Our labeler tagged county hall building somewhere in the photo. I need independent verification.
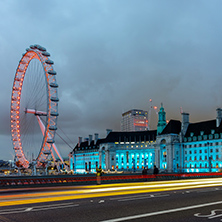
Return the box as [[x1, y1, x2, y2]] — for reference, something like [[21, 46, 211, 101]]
[[69, 106, 222, 174]]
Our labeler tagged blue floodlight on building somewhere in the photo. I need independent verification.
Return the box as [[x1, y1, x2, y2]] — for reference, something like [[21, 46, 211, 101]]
[[69, 107, 222, 174]]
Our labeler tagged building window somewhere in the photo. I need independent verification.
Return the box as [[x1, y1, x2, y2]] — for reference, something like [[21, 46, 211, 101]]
[[189, 151, 192, 154], [199, 150, 202, 153]]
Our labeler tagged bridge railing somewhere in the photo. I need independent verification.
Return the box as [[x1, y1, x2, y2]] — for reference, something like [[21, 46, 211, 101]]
[[1, 172, 222, 189]]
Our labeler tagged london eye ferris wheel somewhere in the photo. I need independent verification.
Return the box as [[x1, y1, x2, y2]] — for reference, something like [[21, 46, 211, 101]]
[[10, 44, 64, 168]]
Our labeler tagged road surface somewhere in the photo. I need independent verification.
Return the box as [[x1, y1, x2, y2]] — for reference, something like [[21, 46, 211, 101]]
[[1, 178, 222, 221]]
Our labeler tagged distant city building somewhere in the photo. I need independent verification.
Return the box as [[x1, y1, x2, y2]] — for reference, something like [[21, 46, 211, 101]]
[[121, 109, 148, 131], [70, 106, 222, 174]]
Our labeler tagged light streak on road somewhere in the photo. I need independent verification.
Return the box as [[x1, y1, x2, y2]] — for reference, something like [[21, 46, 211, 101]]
[[87, 178, 222, 193], [0, 178, 222, 207]]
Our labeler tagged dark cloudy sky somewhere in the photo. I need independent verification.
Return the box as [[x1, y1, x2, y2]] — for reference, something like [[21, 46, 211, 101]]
[[1, 0, 222, 160]]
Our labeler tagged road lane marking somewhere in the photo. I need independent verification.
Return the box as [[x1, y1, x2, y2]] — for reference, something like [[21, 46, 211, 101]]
[[24, 207, 33, 211], [34, 202, 77, 208], [0, 203, 79, 215], [101, 200, 222, 222], [197, 188, 218, 193], [209, 213, 222, 219], [30, 204, 79, 212], [110, 193, 162, 200], [195, 209, 222, 219], [0, 207, 29, 212], [118, 194, 169, 202]]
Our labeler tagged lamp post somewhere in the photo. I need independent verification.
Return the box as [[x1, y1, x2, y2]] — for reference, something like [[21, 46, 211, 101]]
[[32, 160, 37, 176]]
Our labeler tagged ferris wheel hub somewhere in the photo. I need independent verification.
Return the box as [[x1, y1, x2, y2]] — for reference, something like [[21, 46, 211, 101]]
[[25, 109, 47, 116]]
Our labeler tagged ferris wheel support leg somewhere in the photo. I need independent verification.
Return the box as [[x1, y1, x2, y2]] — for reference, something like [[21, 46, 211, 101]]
[[36, 116, 65, 165], [36, 115, 46, 136], [51, 143, 66, 167]]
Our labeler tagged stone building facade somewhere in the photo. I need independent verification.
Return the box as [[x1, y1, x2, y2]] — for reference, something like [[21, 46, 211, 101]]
[[70, 107, 222, 173]]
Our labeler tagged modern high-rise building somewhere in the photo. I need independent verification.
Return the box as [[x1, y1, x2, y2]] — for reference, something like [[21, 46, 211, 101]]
[[121, 109, 148, 131]]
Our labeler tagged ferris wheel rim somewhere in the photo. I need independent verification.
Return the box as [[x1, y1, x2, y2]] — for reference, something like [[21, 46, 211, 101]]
[[10, 44, 59, 168]]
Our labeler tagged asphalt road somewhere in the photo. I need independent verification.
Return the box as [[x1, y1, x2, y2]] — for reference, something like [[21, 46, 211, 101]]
[[1, 178, 222, 222]]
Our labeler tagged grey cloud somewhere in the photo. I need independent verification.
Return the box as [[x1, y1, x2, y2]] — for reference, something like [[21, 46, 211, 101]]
[[1, 0, 222, 160]]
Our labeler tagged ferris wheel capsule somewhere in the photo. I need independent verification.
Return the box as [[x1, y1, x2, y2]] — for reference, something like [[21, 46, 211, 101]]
[[37, 46, 46, 52], [50, 83, 58, 88], [42, 52, 50, 57], [48, 70, 56, 75], [45, 59, 54, 65], [51, 97, 59, 102]]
